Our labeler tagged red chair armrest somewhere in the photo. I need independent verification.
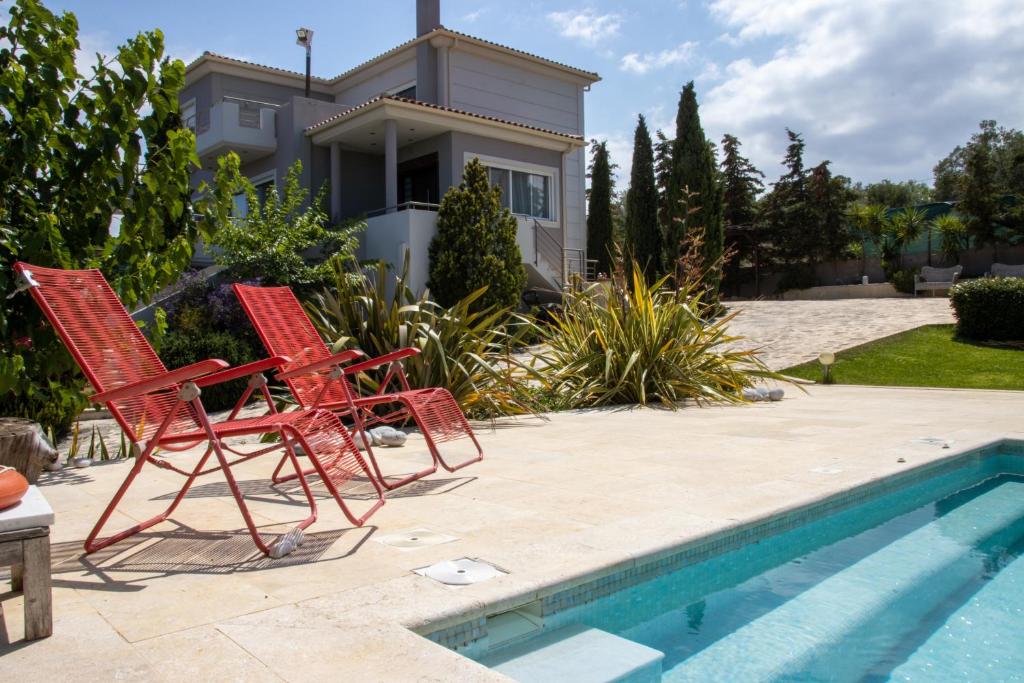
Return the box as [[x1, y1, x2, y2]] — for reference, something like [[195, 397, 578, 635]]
[[275, 349, 365, 381], [194, 356, 292, 388], [342, 347, 421, 376], [90, 359, 229, 403]]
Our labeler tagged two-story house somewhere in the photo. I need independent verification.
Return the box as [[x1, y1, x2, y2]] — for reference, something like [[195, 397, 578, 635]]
[[181, 0, 599, 293]]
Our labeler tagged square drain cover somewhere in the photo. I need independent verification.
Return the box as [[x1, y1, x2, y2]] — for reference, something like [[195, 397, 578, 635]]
[[414, 558, 507, 586], [375, 528, 459, 550]]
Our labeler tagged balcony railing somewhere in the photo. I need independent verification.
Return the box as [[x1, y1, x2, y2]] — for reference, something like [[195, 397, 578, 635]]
[[365, 201, 440, 218]]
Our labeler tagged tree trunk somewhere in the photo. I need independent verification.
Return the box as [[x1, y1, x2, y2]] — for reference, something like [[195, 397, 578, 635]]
[[0, 418, 57, 484]]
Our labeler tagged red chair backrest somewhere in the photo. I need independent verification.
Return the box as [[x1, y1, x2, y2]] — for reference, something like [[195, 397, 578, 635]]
[[13, 262, 198, 441], [233, 284, 350, 407]]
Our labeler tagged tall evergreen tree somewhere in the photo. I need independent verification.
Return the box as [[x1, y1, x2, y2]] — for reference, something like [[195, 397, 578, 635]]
[[719, 133, 764, 292], [762, 129, 813, 265], [654, 129, 674, 259], [428, 158, 525, 311], [664, 82, 724, 295], [624, 115, 661, 279], [587, 140, 615, 277], [806, 160, 855, 261]]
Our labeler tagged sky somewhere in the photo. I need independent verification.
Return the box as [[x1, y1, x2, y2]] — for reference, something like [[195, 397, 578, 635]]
[[40, 0, 1024, 192]]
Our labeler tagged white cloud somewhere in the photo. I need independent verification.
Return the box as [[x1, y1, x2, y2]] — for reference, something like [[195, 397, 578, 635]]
[[620, 41, 698, 74], [462, 9, 485, 23], [700, 0, 1024, 183], [547, 9, 621, 45]]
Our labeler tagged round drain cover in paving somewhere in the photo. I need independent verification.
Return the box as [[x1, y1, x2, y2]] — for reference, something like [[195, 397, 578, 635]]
[[415, 558, 507, 585]]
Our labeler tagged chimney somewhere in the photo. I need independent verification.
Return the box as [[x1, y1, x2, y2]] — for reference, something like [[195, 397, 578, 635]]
[[416, 0, 441, 36]]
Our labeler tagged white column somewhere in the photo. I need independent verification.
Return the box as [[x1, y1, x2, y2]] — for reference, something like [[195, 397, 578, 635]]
[[436, 45, 450, 106], [330, 142, 342, 223], [384, 119, 398, 213], [430, 35, 455, 107]]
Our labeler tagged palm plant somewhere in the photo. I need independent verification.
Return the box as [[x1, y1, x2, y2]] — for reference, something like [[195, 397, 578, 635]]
[[530, 262, 777, 408], [890, 206, 929, 267], [932, 214, 969, 265], [304, 256, 543, 420]]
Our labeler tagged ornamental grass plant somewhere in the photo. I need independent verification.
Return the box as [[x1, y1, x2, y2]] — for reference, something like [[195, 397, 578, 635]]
[[304, 256, 543, 420], [531, 262, 775, 408]]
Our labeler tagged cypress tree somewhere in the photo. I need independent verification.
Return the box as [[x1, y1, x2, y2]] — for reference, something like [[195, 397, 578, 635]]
[[719, 133, 764, 293], [587, 140, 615, 277], [665, 82, 724, 295], [624, 115, 661, 279], [428, 158, 525, 311], [654, 129, 673, 268]]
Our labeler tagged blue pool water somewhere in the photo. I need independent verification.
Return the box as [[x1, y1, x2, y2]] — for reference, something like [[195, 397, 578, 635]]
[[476, 451, 1024, 682]]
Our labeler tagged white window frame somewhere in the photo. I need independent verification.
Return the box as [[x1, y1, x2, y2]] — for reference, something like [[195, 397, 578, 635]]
[[465, 152, 559, 226]]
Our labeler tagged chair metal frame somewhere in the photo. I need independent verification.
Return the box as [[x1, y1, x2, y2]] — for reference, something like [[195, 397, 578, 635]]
[[233, 284, 483, 491], [13, 263, 384, 558]]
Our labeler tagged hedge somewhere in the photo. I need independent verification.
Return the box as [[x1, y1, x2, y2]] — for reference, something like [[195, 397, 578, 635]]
[[950, 277, 1024, 341]]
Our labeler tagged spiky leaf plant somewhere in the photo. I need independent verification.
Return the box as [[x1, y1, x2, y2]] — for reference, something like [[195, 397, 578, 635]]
[[304, 256, 543, 420], [532, 262, 776, 408]]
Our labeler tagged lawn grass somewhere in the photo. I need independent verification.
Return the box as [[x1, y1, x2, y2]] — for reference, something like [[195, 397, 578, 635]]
[[783, 324, 1024, 390]]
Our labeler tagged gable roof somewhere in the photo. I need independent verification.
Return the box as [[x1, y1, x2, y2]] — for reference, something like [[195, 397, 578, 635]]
[[186, 27, 600, 90]]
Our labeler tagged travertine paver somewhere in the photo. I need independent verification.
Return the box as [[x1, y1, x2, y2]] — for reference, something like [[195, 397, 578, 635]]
[[3, 385, 1023, 681], [726, 298, 955, 370]]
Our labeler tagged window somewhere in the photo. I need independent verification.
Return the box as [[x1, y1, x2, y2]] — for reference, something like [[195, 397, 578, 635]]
[[232, 172, 275, 217], [485, 166, 552, 220], [387, 81, 417, 100], [181, 98, 197, 133]]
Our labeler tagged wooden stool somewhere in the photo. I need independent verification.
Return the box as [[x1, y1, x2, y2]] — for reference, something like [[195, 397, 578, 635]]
[[1, 486, 54, 640]]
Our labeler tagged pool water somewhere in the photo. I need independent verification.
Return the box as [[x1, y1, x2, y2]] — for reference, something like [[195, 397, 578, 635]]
[[478, 452, 1024, 682]]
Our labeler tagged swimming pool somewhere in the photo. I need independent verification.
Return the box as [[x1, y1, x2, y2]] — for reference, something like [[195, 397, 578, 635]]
[[430, 442, 1024, 682]]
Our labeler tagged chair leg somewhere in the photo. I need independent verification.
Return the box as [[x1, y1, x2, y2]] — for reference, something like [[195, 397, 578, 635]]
[[403, 391, 484, 473], [286, 420, 384, 528], [83, 445, 215, 554]]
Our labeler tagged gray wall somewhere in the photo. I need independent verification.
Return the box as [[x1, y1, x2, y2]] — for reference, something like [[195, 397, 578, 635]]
[[448, 51, 582, 134], [334, 56, 418, 105], [239, 96, 347, 208], [447, 49, 587, 252]]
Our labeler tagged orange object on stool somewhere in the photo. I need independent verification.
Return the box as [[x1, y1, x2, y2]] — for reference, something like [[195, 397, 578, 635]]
[[0, 466, 29, 510]]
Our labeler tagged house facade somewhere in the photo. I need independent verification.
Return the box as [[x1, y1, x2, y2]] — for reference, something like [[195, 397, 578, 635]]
[[181, 0, 599, 292]]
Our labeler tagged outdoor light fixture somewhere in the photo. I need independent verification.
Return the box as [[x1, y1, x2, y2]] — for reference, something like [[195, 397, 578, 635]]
[[295, 27, 314, 98], [818, 351, 836, 384]]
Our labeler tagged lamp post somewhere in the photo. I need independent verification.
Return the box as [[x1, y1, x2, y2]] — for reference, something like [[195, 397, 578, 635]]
[[295, 27, 313, 98], [818, 352, 835, 385]]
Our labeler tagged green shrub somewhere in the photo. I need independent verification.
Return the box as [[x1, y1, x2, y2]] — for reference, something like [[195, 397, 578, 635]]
[[427, 158, 525, 311], [951, 277, 1024, 341], [891, 268, 919, 294], [159, 331, 256, 411], [305, 257, 542, 420], [531, 263, 776, 407]]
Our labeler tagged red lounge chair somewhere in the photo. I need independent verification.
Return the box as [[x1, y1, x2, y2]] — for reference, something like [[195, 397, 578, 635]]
[[12, 263, 383, 558], [233, 284, 483, 490]]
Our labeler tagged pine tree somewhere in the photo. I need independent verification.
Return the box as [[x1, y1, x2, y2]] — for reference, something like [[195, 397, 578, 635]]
[[624, 115, 661, 279], [719, 134, 764, 293], [762, 129, 812, 265], [654, 129, 674, 264], [664, 82, 724, 295], [428, 158, 525, 311], [587, 140, 615, 277], [806, 160, 855, 261]]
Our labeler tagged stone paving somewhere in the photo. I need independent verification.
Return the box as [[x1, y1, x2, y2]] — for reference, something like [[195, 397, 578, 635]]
[[725, 298, 955, 370], [3, 385, 1022, 681]]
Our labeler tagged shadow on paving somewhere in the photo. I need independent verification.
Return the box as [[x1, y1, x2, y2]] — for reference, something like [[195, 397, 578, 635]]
[[44, 521, 375, 587], [149, 473, 475, 502]]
